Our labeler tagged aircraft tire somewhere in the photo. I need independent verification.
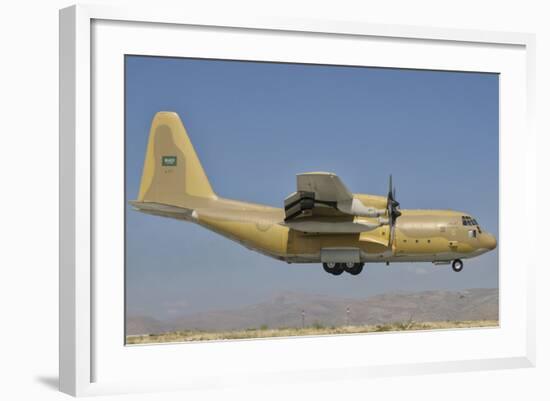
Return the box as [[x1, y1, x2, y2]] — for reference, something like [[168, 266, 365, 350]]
[[344, 262, 364, 275], [323, 262, 344, 275], [452, 259, 464, 272], [331, 265, 344, 275]]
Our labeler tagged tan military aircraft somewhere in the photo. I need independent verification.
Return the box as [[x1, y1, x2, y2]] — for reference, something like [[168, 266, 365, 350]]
[[131, 112, 497, 276]]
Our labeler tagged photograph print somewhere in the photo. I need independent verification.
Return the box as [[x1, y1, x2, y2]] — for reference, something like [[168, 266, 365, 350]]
[[125, 55, 499, 344]]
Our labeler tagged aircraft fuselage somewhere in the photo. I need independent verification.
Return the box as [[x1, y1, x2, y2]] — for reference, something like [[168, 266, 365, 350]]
[[132, 195, 497, 265], [131, 112, 497, 276]]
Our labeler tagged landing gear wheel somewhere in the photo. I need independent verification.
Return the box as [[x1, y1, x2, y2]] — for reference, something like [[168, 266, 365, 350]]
[[452, 259, 464, 272], [323, 262, 336, 273], [322, 262, 344, 276], [343, 262, 364, 276], [331, 265, 344, 275]]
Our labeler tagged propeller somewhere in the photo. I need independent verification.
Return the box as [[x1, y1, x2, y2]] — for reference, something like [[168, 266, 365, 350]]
[[386, 175, 402, 248]]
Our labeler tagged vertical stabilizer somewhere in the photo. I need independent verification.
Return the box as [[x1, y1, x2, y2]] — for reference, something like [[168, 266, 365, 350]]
[[137, 112, 216, 207]]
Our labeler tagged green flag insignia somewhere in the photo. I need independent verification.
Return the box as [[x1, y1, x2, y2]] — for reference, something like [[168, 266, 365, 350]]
[[161, 156, 177, 167]]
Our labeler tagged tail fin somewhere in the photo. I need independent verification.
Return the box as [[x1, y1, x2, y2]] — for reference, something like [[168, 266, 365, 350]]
[[137, 112, 216, 207]]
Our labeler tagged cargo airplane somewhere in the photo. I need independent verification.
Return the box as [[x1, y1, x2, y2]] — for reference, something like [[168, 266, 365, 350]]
[[131, 112, 497, 276]]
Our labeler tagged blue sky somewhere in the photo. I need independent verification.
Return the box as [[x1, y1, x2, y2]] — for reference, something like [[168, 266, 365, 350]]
[[125, 56, 499, 320]]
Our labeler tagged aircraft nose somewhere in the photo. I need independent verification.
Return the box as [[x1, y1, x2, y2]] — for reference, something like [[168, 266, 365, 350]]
[[483, 233, 497, 250]]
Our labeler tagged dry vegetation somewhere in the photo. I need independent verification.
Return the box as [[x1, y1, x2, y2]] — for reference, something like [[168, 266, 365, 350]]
[[126, 320, 498, 345]]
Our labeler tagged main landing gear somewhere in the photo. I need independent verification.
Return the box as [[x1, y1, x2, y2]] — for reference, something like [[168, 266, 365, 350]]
[[323, 262, 364, 276], [451, 259, 464, 272]]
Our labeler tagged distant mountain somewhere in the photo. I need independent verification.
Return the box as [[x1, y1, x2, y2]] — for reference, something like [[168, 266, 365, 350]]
[[126, 288, 498, 335], [126, 316, 167, 336]]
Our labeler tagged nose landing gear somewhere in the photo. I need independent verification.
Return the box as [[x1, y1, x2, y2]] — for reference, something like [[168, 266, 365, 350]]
[[323, 262, 364, 276], [451, 259, 464, 272]]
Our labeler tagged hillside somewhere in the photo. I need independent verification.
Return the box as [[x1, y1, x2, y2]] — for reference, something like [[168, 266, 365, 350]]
[[127, 288, 498, 335]]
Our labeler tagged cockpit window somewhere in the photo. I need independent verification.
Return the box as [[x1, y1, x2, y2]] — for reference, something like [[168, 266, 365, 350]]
[[462, 216, 478, 226], [462, 216, 482, 232]]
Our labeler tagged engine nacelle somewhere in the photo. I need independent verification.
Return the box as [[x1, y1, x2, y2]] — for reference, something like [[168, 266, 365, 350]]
[[337, 197, 385, 218]]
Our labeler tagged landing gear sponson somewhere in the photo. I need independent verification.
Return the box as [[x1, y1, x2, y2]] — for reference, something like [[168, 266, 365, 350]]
[[323, 262, 364, 276], [323, 259, 465, 276]]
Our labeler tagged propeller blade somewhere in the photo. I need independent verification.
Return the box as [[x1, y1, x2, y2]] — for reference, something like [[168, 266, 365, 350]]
[[387, 176, 397, 204], [389, 223, 396, 249], [386, 174, 401, 249]]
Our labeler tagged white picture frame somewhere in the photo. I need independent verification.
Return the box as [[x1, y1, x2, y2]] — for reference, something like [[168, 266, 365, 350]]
[[59, 4, 536, 397]]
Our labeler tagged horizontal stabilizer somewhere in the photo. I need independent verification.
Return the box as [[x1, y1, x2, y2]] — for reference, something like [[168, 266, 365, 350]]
[[130, 201, 194, 221]]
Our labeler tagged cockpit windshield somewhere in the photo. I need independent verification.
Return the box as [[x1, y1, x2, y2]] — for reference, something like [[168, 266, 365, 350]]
[[461, 216, 479, 226]]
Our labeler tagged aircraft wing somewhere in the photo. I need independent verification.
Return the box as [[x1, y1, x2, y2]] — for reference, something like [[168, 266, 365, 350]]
[[296, 172, 353, 203], [283, 172, 388, 234], [284, 172, 353, 221]]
